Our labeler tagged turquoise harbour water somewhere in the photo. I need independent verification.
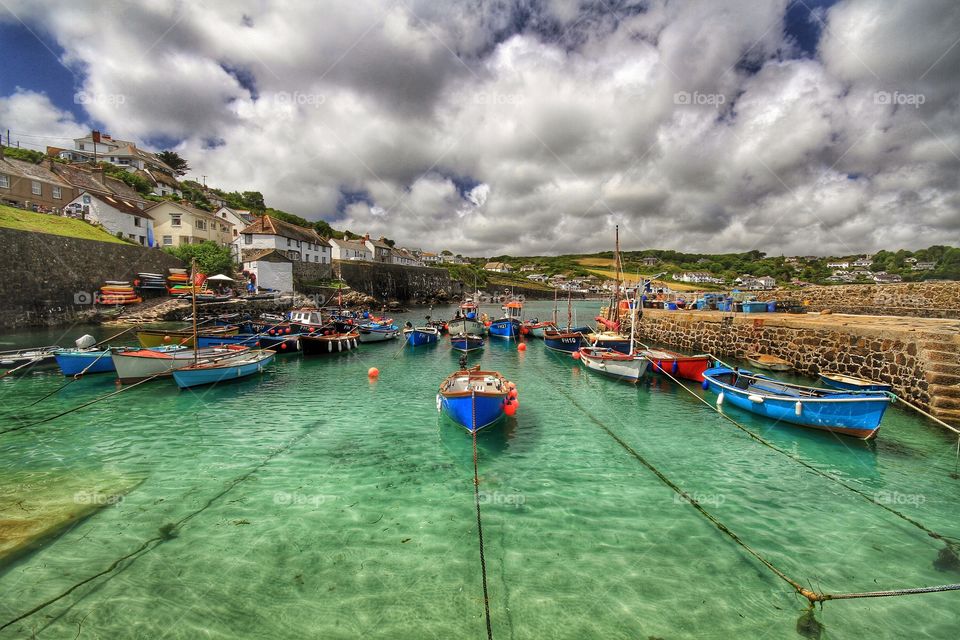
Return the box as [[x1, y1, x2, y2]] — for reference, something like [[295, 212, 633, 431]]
[[1, 301, 959, 639]]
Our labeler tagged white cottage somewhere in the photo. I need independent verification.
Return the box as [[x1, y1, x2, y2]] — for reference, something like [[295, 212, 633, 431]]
[[329, 236, 373, 261], [241, 249, 293, 293], [64, 191, 156, 246], [235, 215, 330, 264]]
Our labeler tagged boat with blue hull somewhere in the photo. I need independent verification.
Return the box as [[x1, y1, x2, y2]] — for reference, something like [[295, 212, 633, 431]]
[[488, 300, 523, 339], [819, 372, 892, 393], [196, 332, 302, 353], [543, 330, 588, 353], [438, 367, 511, 433], [54, 349, 116, 375], [450, 333, 484, 353], [403, 326, 439, 347], [702, 366, 891, 439], [172, 349, 276, 389]]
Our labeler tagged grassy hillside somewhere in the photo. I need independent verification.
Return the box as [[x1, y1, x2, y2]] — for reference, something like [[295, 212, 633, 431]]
[[0, 205, 127, 244]]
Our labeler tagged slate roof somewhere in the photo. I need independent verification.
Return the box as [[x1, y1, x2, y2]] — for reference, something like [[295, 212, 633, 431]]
[[239, 215, 326, 244]]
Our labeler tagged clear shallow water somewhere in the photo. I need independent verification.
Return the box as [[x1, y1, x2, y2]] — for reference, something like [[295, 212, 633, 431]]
[[0, 301, 959, 639]]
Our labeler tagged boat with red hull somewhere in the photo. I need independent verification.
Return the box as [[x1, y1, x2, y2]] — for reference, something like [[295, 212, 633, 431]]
[[643, 349, 713, 382]]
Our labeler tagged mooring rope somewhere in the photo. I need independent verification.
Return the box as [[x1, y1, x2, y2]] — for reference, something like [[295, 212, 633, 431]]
[[649, 357, 960, 555], [0, 424, 319, 633], [23, 349, 116, 409], [471, 391, 494, 640]]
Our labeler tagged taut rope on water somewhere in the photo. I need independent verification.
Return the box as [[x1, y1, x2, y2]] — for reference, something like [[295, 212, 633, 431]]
[[471, 392, 494, 640], [0, 424, 319, 633], [657, 356, 960, 566]]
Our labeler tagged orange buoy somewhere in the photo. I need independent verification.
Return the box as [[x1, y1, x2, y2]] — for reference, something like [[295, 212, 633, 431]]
[[507, 381, 516, 390], [518, 343, 527, 351], [280, 343, 287, 350], [572, 351, 581, 360], [504, 401, 517, 417], [484, 321, 492, 327], [163, 335, 171, 343], [520, 327, 529, 335], [508, 389, 518, 399], [368, 367, 380, 379]]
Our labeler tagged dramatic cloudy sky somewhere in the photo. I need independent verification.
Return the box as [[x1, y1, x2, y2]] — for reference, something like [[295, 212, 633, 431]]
[[1, 0, 958, 256]]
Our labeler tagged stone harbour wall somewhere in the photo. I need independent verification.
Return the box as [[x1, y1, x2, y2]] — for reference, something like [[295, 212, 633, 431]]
[[767, 282, 960, 318], [335, 260, 460, 303], [0, 227, 184, 330], [634, 309, 960, 428]]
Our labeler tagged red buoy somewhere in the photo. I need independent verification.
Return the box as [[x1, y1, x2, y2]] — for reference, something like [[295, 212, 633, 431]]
[[572, 351, 581, 360], [520, 327, 529, 335], [163, 335, 172, 343], [508, 389, 518, 400], [518, 343, 527, 351], [484, 321, 492, 327], [504, 402, 517, 417], [368, 367, 380, 379], [280, 343, 287, 350]]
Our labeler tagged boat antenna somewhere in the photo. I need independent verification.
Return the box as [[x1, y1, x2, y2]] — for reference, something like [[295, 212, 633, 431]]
[[191, 258, 199, 364]]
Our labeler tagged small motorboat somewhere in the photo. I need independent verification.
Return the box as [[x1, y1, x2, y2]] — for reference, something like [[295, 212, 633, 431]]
[[403, 325, 439, 347], [488, 300, 523, 339], [358, 324, 400, 343], [522, 319, 557, 338], [448, 300, 486, 335], [112, 345, 246, 383], [702, 366, 890, 439], [54, 334, 117, 376], [578, 346, 649, 383], [543, 329, 588, 354], [588, 331, 633, 354], [136, 325, 238, 348], [0, 345, 60, 372], [744, 352, 792, 371], [450, 333, 485, 353], [437, 366, 512, 433], [819, 372, 892, 393], [642, 349, 713, 383], [172, 349, 276, 389]]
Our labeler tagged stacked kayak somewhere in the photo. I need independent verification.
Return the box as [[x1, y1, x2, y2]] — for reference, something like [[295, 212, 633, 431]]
[[98, 281, 141, 305], [137, 272, 167, 293]]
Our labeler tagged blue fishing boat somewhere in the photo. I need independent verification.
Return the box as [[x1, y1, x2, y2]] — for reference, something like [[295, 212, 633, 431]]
[[488, 300, 523, 339], [450, 333, 484, 353], [819, 372, 892, 393], [172, 349, 276, 389], [702, 366, 891, 439], [403, 325, 439, 346], [437, 366, 512, 433], [543, 329, 588, 353], [54, 349, 116, 375]]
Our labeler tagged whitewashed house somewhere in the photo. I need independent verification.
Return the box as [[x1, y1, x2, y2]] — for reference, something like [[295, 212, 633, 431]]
[[390, 247, 421, 266], [329, 236, 373, 261], [214, 206, 255, 241], [675, 271, 724, 284], [484, 262, 512, 273], [420, 251, 441, 264], [241, 249, 293, 292], [826, 261, 850, 269], [65, 191, 156, 246], [235, 215, 330, 263]]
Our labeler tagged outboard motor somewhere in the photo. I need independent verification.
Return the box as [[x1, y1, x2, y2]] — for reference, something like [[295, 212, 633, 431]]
[[75, 334, 96, 349]]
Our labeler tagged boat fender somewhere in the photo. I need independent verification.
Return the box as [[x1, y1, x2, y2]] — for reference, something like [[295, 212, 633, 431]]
[[701, 380, 710, 390], [672, 360, 679, 374], [748, 394, 764, 403], [436, 395, 442, 412], [338, 341, 342, 352], [795, 400, 803, 416], [328, 341, 332, 353], [717, 391, 724, 406]]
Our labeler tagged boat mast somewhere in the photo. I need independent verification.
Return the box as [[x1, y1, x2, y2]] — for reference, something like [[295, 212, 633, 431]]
[[608, 225, 621, 322], [567, 289, 572, 329], [191, 258, 199, 364], [552, 287, 558, 326], [628, 288, 637, 356]]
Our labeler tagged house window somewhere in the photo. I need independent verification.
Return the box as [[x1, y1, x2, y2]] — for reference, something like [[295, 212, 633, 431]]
[[171, 215, 181, 227], [139, 236, 145, 245], [163, 235, 173, 246], [287, 238, 291, 247], [128, 233, 135, 239], [82, 194, 91, 204], [244, 234, 252, 245], [134, 217, 142, 227], [0, 174, 8, 188], [195, 220, 206, 231], [31, 181, 42, 196], [52, 187, 62, 199], [314, 255, 318, 262]]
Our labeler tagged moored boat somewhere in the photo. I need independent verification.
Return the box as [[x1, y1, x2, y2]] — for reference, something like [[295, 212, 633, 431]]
[[450, 333, 485, 353], [643, 349, 713, 382], [137, 325, 238, 348], [300, 330, 360, 355], [488, 299, 523, 339], [437, 366, 512, 433], [819, 372, 893, 393], [744, 352, 792, 371], [543, 330, 588, 353], [578, 346, 649, 383], [403, 326, 440, 347], [54, 349, 116, 376], [702, 366, 891, 439], [172, 349, 276, 389], [0, 345, 60, 371], [588, 331, 633, 354], [112, 346, 247, 383], [358, 324, 400, 343]]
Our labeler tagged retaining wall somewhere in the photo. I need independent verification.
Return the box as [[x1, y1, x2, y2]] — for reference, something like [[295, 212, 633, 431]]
[[767, 282, 960, 318]]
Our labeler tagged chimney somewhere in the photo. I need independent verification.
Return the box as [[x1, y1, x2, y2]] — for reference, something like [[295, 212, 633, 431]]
[[343, 234, 348, 241], [364, 233, 370, 242], [92, 166, 105, 185]]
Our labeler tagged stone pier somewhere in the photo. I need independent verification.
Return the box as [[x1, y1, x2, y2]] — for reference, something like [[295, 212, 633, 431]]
[[634, 309, 960, 429]]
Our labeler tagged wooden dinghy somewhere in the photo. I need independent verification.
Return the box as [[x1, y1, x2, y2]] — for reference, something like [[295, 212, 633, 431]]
[[744, 352, 792, 371]]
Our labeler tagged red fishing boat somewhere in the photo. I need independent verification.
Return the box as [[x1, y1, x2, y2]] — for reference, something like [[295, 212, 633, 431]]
[[642, 348, 713, 382]]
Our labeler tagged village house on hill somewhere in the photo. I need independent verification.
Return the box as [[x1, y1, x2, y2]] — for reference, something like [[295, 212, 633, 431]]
[[65, 191, 156, 246], [485, 262, 512, 273], [363, 235, 392, 263], [236, 215, 330, 263], [329, 236, 373, 261], [151, 201, 234, 247], [214, 207, 255, 241], [0, 154, 74, 213]]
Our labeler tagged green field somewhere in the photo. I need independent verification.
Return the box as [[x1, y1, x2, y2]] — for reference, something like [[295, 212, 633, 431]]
[[0, 205, 127, 244]]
